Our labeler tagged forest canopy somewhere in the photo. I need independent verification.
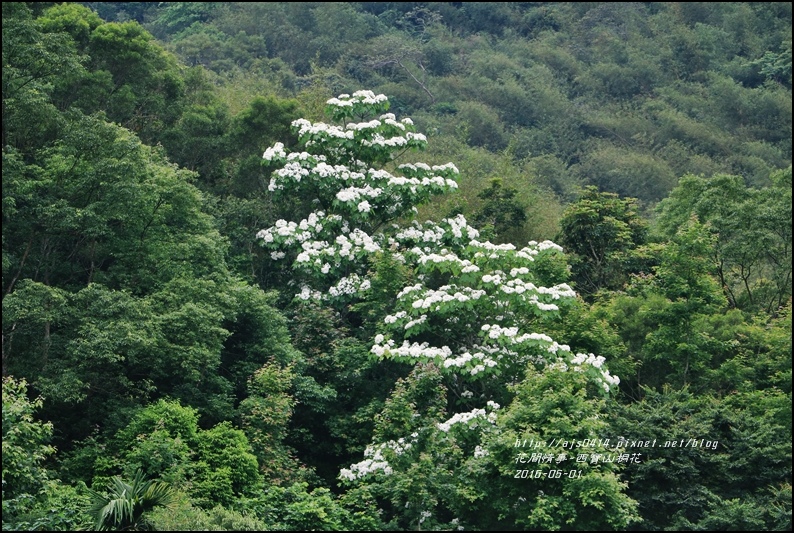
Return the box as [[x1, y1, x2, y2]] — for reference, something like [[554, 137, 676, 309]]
[[2, 2, 791, 531]]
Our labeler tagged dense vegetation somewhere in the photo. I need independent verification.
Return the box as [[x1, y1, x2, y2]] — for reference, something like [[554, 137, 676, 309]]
[[3, 2, 791, 530]]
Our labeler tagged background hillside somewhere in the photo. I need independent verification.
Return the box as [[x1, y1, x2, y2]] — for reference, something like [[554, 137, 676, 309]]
[[92, 2, 791, 194], [3, 2, 791, 531]]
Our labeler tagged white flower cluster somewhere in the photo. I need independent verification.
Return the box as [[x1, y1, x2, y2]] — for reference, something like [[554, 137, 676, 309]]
[[373, 334, 520, 377], [442, 349, 499, 375], [468, 239, 562, 262], [370, 339, 453, 360], [437, 404, 499, 432], [257, 212, 332, 247], [571, 353, 606, 368], [569, 353, 621, 392], [265, 147, 458, 220], [408, 286, 487, 311], [339, 436, 415, 481], [437, 409, 485, 432], [339, 457, 392, 481], [372, 228, 621, 388], [415, 250, 468, 267], [403, 314, 428, 331], [534, 240, 564, 252], [292, 118, 354, 140], [263, 142, 287, 161], [479, 273, 576, 312], [328, 274, 371, 297], [380, 113, 406, 129], [383, 311, 407, 325], [395, 284, 423, 300], [371, 233, 589, 378], [340, 229, 381, 254], [361, 134, 410, 148], [297, 286, 323, 301], [262, 92, 625, 496], [268, 160, 366, 192], [346, 118, 390, 132], [470, 240, 516, 252], [481, 325, 555, 345], [327, 90, 389, 108], [525, 351, 620, 392], [259, 213, 384, 287], [373, 438, 413, 456], [386, 174, 458, 189], [326, 97, 354, 108], [392, 215, 479, 249], [258, 217, 383, 304], [390, 227, 566, 321], [336, 185, 383, 203]]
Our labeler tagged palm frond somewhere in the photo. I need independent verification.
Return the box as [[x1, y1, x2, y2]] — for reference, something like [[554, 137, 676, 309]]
[[86, 469, 177, 531]]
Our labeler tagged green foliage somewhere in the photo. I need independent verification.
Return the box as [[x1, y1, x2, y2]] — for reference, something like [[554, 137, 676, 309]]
[[753, 39, 792, 87], [472, 178, 528, 244], [229, 95, 299, 158], [4, 275, 252, 436], [91, 399, 266, 509], [490, 366, 640, 530], [371, 365, 447, 444], [192, 422, 262, 507], [453, 101, 507, 151], [285, 315, 405, 483], [31, 3, 186, 145], [343, 363, 640, 530], [3, 70, 303, 436], [2, 111, 222, 293], [36, 3, 104, 49], [237, 363, 301, 483], [545, 298, 637, 393], [1, 3, 82, 151], [17, 481, 94, 532], [87, 469, 177, 531], [610, 386, 792, 530], [150, 2, 219, 36], [2, 377, 94, 531], [247, 482, 354, 531], [2, 376, 56, 525], [149, 495, 271, 531], [655, 169, 792, 314], [113, 399, 200, 479], [123, 429, 194, 488], [653, 220, 724, 307], [573, 142, 678, 203], [114, 400, 262, 508], [599, 220, 727, 391], [557, 186, 650, 298], [103, 400, 200, 483]]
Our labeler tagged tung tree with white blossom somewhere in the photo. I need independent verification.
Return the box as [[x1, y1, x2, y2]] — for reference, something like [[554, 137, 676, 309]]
[[256, 91, 634, 530], [258, 90, 459, 303]]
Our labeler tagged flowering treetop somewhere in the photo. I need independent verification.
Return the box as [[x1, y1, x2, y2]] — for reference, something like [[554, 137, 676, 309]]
[[261, 90, 458, 224]]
